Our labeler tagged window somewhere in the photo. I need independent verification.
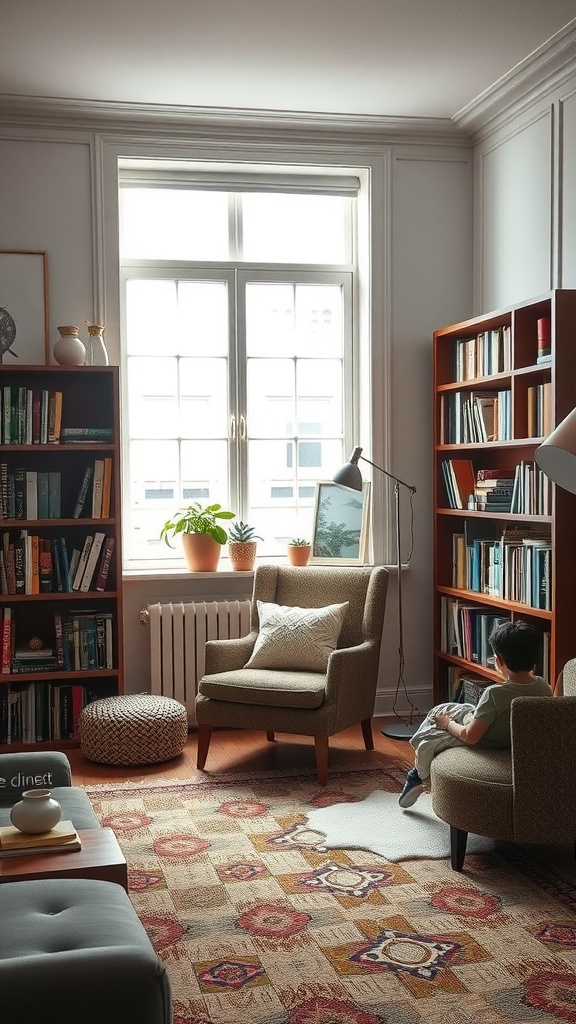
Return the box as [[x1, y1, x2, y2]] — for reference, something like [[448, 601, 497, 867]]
[[120, 168, 360, 568]]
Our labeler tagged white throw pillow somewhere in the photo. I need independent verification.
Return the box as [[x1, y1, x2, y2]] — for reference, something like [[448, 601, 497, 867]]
[[245, 600, 349, 672]]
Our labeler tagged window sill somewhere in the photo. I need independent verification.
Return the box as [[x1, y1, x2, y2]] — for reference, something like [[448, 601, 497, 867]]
[[122, 558, 405, 582]]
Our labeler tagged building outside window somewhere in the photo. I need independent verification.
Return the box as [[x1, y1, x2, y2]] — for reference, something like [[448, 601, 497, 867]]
[[119, 168, 362, 568]]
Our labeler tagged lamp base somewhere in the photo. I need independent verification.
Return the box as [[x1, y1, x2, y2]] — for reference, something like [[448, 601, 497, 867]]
[[381, 719, 422, 740]]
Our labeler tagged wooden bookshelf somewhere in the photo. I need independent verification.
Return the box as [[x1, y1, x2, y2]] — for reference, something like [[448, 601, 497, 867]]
[[433, 291, 576, 702], [0, 365, 123, 750]]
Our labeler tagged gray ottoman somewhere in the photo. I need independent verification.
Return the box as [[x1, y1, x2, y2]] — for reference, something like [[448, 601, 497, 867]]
[[79, 693, 188, 765], [0, 878, 172, 1024]]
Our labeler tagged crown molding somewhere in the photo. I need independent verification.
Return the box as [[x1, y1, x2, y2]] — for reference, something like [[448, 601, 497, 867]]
[[0, 94, 469, 147], [454, 19, 576, 138]]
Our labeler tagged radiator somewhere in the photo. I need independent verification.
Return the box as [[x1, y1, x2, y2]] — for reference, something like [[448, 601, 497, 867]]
[[142, 600, 251, 724]]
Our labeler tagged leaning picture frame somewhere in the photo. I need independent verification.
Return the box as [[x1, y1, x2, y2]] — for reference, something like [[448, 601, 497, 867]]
[[310, 480, 371, 564], [0, 251, 49, 365]]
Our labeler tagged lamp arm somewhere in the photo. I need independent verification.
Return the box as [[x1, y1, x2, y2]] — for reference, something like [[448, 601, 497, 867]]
[[358, 454, 416, 495]]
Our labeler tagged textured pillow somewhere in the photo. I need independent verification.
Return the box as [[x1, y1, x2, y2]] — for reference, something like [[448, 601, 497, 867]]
[[245, 600, 349, 672]]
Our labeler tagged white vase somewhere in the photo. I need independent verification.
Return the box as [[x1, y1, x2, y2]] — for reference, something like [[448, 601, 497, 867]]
[[10, 789, 63, 834], [53, 326, 86, 366], [86, 324, 109, 366]]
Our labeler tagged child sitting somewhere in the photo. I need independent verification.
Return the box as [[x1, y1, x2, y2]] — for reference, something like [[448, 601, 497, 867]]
[[398, 620, 552, 808]]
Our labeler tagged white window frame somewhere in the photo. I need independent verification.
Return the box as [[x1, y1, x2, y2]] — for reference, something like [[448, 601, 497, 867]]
[[97, 141, 392, 574]]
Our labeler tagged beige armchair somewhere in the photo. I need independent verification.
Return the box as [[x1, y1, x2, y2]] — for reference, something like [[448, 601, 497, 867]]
[[430, 693, 576, 870], [195, 563, 389, 784]]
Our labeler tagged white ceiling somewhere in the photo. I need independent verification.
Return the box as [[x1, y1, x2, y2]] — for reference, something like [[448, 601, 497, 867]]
[[2, 0, 575, 119]]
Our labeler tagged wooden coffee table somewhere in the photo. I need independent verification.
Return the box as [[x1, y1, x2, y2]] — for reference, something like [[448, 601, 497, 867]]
[[0, 828, 128, 890]]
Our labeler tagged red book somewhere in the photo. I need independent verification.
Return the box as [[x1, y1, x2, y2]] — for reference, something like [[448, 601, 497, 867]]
[[95, 536, 115, 592], [1, 607, 12, 674]]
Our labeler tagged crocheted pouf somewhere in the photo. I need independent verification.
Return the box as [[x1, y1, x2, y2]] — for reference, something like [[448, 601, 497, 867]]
[[79, 693, 188, 766]]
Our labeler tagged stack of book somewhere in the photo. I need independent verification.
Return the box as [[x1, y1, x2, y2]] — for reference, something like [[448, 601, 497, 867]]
[[469, 467, 515, 512], [0, 819, 81, 857], [11, 644, 57, 675]]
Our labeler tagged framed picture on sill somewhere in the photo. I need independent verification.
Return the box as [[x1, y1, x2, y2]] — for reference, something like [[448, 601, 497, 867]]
[[0, 251, 49, 365], [310, 480, 371, 565]]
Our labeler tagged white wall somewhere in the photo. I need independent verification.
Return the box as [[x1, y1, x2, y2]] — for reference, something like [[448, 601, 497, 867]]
[[0, 114, 472, 714], [473, 76, 576, 308]]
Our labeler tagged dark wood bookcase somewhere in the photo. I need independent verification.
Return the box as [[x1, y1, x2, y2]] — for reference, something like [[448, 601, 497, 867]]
[[433, 290, 576, 703], [0, 365, 123, 750]]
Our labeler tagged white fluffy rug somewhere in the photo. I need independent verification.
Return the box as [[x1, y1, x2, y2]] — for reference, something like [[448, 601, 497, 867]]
[[306, 789, 495, 861]]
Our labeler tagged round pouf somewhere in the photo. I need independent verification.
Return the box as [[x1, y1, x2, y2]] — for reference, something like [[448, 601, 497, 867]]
[[79, 693, 188, 766]]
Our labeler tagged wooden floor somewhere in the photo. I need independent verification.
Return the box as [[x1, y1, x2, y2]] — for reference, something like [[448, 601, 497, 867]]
[[67, 715, 415, 785]]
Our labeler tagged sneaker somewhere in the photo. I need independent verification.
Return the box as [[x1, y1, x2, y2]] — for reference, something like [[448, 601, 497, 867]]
[[398, 767, 425, 808]]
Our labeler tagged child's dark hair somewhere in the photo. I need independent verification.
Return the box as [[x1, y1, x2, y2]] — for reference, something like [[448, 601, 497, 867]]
[[488, 620, 540, 672]]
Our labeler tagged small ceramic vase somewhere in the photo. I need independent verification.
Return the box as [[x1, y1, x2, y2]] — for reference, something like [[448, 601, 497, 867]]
[[53, 326, 86, 366], [10, 789, 63, 834], [86, 324, 109, 366]]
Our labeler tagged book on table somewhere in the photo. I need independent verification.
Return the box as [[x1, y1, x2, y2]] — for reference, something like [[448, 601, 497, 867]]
[[0, 819, 81, 855]]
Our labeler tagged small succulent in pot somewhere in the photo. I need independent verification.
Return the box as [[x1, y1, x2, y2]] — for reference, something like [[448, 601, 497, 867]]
[[228, 521, 263, 571], [228, 521, 263, 543], [287, 537, 312, 566]]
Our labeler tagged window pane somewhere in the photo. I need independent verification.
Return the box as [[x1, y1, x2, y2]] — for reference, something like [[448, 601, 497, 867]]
[[295, 285, 343, 357], [247, 359, 295, 437], [179, 358, 228, 438], [242, 194, 348, 263], [127, 356, 178, 438], [297, 360, 343, 435], [247, 437, 344, 554], [126, 280, 179, 356], [181, 441, 229, 512], [246, 284, 295, 357], [120, 189, 229, 260], [177, 281, 228, 356]]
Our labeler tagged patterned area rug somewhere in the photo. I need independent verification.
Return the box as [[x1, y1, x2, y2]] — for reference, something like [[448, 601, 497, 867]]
[[85, 765, 576, 1024]]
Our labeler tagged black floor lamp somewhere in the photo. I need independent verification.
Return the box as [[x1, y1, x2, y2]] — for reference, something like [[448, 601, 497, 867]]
[[332, 446, 422, 739]]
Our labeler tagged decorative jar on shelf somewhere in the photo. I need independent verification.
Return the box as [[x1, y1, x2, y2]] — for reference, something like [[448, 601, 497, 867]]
[[10, 789, 63, 834], [53, 325, 86, 366], [85, 323, 109, 366]]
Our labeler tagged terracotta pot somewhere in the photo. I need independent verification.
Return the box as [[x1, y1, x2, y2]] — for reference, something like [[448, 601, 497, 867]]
[[228, 541, 257, 571], [182, 533, 222, 572], [287, 544, 311, 566]]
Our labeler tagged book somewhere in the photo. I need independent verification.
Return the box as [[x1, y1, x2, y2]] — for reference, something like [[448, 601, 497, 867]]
[[91, 459, 104, 518], [38, 536, 52, 593], [72, 535, 93, 590], [48, 472, 61, 519], [37, 470, 50, 519], [1, 607, 12, 674], [14, 467, 26, 519], [61, 427, 113, 438], [95, 535, 115, 591], [72, 465, 93, 519], [449, 459, 476, 510], [101, 457, 113, 518], [0, 819, 78, 850], [48, 390, 63, 444], [79, 531, 106, 591], [0, 836, 81, 857], [25, 471, 38, 519]]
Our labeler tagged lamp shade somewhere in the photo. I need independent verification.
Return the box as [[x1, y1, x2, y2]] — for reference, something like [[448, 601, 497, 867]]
[[535, 406, 576, 495], [331, 447, 363, 491]]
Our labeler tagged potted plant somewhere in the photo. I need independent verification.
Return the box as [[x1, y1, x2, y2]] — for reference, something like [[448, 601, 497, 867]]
[[287, 538, 312, 566], [160, 502, 235, 572], [227, 521, 263, 571]]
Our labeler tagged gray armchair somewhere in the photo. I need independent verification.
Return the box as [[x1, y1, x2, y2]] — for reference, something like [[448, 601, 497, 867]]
[[195, 563, 389, 784], [430, 694, 576, 870]]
